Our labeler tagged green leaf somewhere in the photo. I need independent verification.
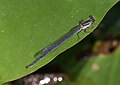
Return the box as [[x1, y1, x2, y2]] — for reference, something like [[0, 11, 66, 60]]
[[69, 47, 120, 85], [0, 0, 118, 84]]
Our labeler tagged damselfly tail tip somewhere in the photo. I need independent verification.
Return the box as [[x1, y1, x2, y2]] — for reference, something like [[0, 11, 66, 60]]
[[26, 55, 44, 68], [26, 64, 33, 68]]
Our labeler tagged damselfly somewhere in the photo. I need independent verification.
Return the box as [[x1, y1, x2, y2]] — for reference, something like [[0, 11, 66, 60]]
[[26, 15, 95, 68]]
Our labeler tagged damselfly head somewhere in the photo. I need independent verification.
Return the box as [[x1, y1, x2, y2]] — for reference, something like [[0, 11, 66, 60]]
[[89, 15, 96, 23], [80, 15, 95, 30]]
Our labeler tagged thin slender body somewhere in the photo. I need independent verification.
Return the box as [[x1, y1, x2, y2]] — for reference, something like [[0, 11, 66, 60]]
[[26, 15, 95, 68]]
